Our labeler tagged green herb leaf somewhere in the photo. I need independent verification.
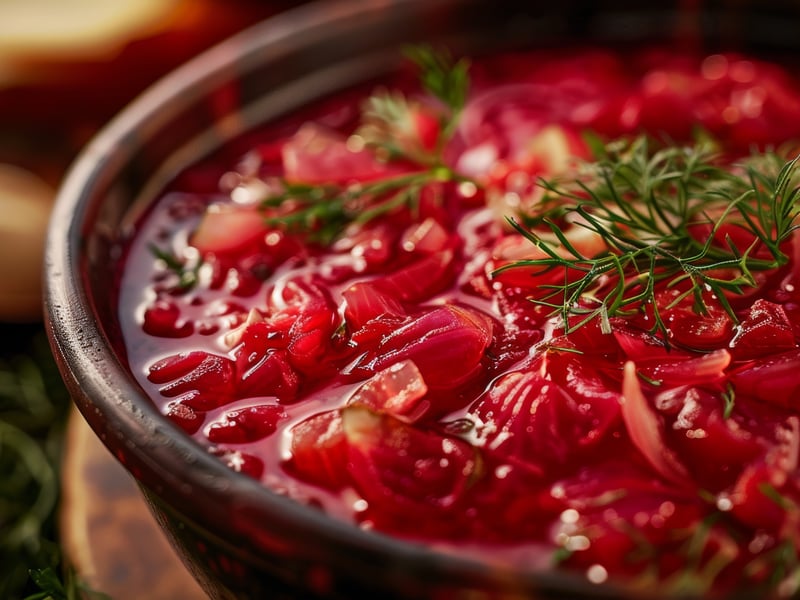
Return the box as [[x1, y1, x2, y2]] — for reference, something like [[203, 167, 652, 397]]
[[721, 385, 736, 419], [148, 244, 203, 290], [262, 168, 458, 244], [403, 44, 470, 117]]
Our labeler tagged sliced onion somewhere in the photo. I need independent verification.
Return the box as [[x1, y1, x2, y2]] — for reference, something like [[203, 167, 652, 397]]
[[620, 360, 691, 487]]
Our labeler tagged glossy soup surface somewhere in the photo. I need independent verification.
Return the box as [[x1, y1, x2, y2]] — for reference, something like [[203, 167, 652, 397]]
[[119, 46, 800, 595]]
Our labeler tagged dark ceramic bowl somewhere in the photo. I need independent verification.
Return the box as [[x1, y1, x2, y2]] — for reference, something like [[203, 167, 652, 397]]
[[44, 1, 800, 598]]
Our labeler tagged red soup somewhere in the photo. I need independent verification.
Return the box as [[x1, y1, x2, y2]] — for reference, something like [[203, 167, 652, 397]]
[[119, 46, 800, 596]]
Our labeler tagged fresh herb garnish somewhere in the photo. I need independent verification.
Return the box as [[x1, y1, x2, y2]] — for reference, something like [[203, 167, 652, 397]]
[[721, 385, 736, 419], [262, 168, 457, 244], [402, 45, 470, 131], [665, 512, 738, 595], [496, 135, 800, 340], [759, 481, 798, 512], [148, 244, 203, 290], [261, 45, 473, 244]]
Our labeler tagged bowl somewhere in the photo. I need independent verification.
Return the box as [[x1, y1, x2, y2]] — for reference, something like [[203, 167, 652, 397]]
[[44, 1, 800, 599]]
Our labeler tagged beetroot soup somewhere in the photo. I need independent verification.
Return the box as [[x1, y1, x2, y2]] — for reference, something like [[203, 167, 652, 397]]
[[118, 46, 800, 596]]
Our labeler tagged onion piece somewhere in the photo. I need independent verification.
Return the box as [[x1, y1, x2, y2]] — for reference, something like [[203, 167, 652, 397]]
[[620, 360, 691, 487]]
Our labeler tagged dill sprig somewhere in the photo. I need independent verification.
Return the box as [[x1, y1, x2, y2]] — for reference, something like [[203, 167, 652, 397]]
[[403, 44, 470, 131], [262, 168, 457, 244], [148, 244, 203, 290], [357, 45, 469, 161], [496, 135, 800, 340], [261, 45, 473, 244]]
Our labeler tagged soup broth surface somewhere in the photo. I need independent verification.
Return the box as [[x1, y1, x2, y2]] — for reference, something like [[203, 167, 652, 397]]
[[119, 46, 800, 595]]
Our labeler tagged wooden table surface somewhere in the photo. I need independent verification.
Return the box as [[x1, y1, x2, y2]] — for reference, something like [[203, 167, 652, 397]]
[[60, 408, 207, 599]]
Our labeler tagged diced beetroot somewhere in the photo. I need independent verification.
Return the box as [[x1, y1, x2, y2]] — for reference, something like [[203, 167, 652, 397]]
[[372, 249, 456, 303], [332, 223, 400, 273], [349, 224, 396, 268], [164, 400, 204, 435], [543, 351, 622, 444], [342, 405, 480, 532], [656, 386, 766, 491], [347, 304, 492, 389], [142, 299, 194, 338], [665, 305, 734, 351], [471, 367, 618, 477], [287, 326, 338, 375], [348, 314, 410, 348], [228, 267, 267, 298], [624, 284, 736, 351], [454, 82, 598, 175], [636, 349, 731, 388], [400, 218, 451, 255], [281, 123, 405, 184], [553, 460, 711, 581], [410, 105, 441, 153], [342, 281, 411, 356], [229, 317, 286, 351], [729, 461, 791, 532], [148, 351, 236, 410], [487, 234, 564, 289], [205, 259, 231, 291], [206, 403, 287, 444], [729, 299, 796, 360], [484, 289, 547, 373], [230, 321, 299, 400], [484, 324, 544, 378], [613, 324, 684, 364], [148, 351, 210, 383], [470, 371, 557, 476], [492, 284, 551, 333], [267, 276, 341, 373], [288, 329, 332, 368], [342, 281, 407, 332], [463, 458, 555, 543], [209, 447, 264, 480], [286, 409, 349, 491], [729, 348, 800, 409], [346, 360, 429, 422]]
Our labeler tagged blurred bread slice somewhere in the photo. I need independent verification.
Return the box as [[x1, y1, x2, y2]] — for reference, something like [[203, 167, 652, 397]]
[[0, 163, 53, 321]]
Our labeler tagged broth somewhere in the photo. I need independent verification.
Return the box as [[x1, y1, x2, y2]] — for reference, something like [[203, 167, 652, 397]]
[[119, 45, 800, 595]]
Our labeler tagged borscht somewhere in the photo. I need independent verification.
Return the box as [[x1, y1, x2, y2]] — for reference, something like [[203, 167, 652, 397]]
[[117, 45, 800, 596]]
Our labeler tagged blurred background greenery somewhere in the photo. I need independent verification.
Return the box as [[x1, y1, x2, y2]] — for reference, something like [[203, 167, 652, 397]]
[[0, 324, 74, 599]]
